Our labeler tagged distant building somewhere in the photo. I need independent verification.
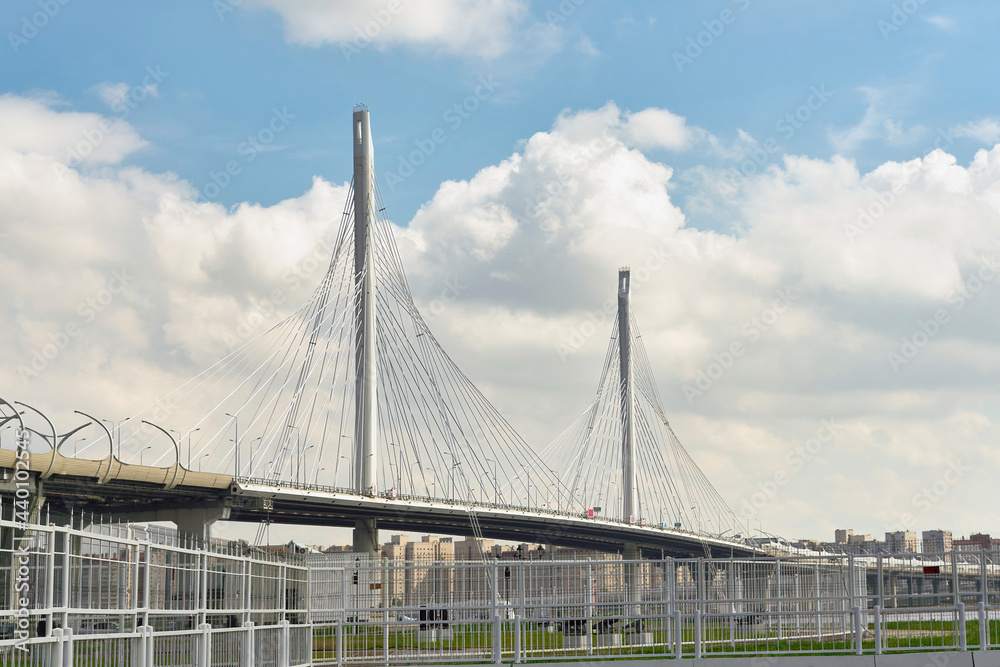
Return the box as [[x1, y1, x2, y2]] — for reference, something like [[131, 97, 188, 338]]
[[885, 531, 917, 553], [835, 529, 854, 544], [921, 530, 952, 554], [954, 534, 993, 551], [322, 544, 353, 554]]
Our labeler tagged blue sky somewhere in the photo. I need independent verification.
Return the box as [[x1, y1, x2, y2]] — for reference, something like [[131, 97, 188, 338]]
[[4, 0, 997, 228], [4, 0, 1000, 545]]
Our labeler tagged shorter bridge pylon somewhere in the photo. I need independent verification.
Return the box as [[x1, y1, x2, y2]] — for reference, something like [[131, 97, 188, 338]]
[[543, 269, 745, 545]]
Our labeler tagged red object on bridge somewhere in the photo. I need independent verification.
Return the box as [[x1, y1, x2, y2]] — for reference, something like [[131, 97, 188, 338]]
[[923, 566, 941, 575]]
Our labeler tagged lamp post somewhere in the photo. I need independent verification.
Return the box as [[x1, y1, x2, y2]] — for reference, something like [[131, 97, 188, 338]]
[[388, 442, 401, 490], [103, 417, 131, 459], [169, 429, 181, 466], [450, 461, 461, 500], [250, 436, 261, 478], [340, 455, 351, 488], [287, 425, 301, 483], [139, 445, 151, 466], [74, 437, 86, 457], [226, 413, 239, 477], [298, 445, 315, 485], [315, 467, 326, 486], [545, 465, 562, 513], [340, 434, 352, 488], [487, 459, 497, 505], [101, 419, 114, 455], [188, 428, 201, 469]]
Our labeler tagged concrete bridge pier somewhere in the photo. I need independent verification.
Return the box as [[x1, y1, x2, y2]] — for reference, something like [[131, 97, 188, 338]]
[[353, 517, 378, 556], [119, 503, 232, 543]]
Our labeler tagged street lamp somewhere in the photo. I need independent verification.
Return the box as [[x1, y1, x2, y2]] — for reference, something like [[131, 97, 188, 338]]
[[450, 461, 461, 499], [226, 413, 239, 476], [102, 417, 131, 459], [339, 455, 351, 488], [315, 467, 326, 486], [169, 429, 181, 463], [298, 444, 315, 485], [487, 459, 497, 505], [100, 419, 114, 455], [388, 442, 401, 489], [250, 436, 261, 478], [74, 437, 86, 457], [117, 418, 131, 458], [340, 434, 354, 489], [139, 445, 151, 466], [188, 428, 201, 469]]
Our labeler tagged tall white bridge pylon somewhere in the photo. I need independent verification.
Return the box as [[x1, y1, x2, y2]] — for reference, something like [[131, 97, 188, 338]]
[[91, 107, 577, 551], [541, 268, 745, 541]]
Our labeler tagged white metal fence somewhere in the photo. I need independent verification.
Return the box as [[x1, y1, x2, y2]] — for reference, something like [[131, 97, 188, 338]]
[[0, 512, 310, 666], [4, 506, 1000, 665], [308, 551, 1000, 664]]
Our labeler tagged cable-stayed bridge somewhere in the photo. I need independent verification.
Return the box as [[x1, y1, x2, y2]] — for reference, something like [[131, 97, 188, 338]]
[[0, 107, 755, 559]]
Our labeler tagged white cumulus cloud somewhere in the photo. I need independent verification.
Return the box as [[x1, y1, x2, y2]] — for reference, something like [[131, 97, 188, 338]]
[[246, 0, 531, 59]]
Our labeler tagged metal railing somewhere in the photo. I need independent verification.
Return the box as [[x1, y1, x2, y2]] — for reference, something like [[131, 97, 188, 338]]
[[4, 503, 999, 665], [307, 551, 1000, 664], [0, 512, 310, 666]]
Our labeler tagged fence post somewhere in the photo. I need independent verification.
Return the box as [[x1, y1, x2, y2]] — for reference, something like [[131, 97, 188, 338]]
[[877, 554, 884, 612], [62, 526, 72, 630], [852, 606, 862, 655], [775, 559, 783, 642], [694, 609, 702, 658], [382, 608, 389, 666], [979, 601, 988, 651], [492, 613, 501, 665], [953, 551, 961, 608], [197, 622, 212, 667], [131, 625, 145, 667], [514, 614, 521, 664], [243, 621, 255, 666], [662, 557, 673, 652], [958, 602, 967, 651], [491, 561, 499, 621], [873, 605, 882, 655], [585, 561, 594, 656], [848, 553, 856, 611], [49, 627, 63, 667], [335, 619, 343, 667], [280, 619, 291, 667], [145, 625, 154, 667], [61, 627, 74, 666], [673, 609, 682, 659]]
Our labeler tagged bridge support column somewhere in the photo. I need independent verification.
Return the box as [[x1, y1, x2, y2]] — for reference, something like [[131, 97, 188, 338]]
[[351, 106, 379, 555], [119, 504, 231, 543], [174, 506, 230, 542], [353, 518, 378, 556], [618, 269, 638, 524]]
